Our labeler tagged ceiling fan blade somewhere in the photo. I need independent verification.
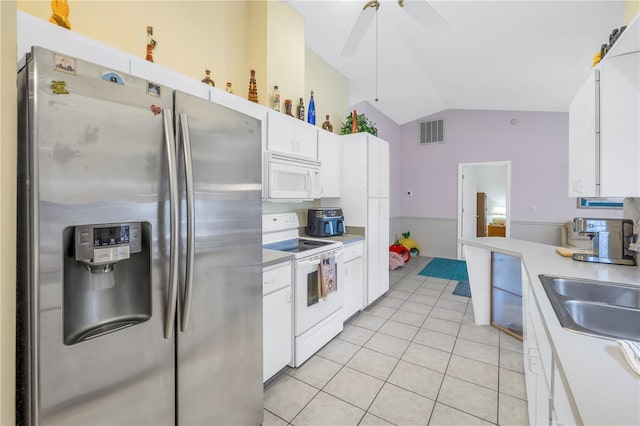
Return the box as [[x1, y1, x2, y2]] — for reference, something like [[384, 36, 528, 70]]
[[340, 8, 376, 57], [401, 0, 454, 35]]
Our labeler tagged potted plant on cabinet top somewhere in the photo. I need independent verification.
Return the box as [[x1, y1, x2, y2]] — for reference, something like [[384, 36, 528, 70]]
[[340, 112, 378, 136]]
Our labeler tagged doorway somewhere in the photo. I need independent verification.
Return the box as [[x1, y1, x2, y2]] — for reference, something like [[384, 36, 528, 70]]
[[457, 161, 511, 259]]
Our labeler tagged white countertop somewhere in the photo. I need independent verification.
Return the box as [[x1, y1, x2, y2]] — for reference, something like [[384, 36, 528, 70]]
[[462, 238, 640, 425]]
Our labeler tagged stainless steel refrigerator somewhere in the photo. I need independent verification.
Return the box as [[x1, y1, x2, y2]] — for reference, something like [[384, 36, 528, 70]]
[[16, 46, 263, 425]]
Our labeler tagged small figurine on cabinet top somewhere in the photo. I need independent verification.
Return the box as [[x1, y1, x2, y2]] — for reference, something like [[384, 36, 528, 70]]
[[146, 26, 157, 63], [247, 70, 259, 103], [322, 115, 333, 132], [49, 0, 71, 30], [225, 82, 233, 94], [201, 69, 215, 87]]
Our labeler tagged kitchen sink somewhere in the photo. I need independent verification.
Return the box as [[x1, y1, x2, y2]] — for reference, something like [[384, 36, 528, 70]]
[[539, 275, 640, 341], [548, 277, 640, 309]]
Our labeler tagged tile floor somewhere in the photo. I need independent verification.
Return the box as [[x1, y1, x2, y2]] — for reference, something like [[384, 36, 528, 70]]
[[263, 257, 529, 426]]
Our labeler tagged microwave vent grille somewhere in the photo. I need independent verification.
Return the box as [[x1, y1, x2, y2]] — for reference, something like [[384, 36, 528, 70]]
[[419, 119, 444, 145]]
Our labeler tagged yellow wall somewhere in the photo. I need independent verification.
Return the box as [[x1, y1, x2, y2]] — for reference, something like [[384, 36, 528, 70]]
[[248, 0, 268, 105], [625, 0, 640, 23], [306, 48, 349, 133], [0, 1, 17, 423], [266, 1, 305, 112], [18, 1, 254, 101]]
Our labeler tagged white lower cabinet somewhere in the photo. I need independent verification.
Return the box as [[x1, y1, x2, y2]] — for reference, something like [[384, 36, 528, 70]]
[[342, 240, 364, 321], [525, 313, 551, 426], [551, 363, 578, 426], [263, 261, 293, 382], [524, 269, 577, 426]]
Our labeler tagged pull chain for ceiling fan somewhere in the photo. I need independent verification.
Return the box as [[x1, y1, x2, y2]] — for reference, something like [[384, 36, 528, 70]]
[[375, 6, 379, 102]]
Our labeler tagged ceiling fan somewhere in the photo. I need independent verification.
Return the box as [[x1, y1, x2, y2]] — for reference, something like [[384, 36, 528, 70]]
[[340, 0, 453, 57]]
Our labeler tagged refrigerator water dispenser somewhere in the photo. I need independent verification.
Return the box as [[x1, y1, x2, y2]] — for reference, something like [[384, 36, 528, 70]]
[[63, 222, 151, 345]]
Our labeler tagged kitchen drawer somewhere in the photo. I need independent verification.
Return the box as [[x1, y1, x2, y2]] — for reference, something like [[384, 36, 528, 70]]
[[343, 241, 364, 262], [263, 262, 292, 296]]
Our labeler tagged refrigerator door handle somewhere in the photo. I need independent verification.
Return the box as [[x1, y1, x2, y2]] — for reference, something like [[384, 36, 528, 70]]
[[179, 112, 195, 332], [163, 108, 180, 339]]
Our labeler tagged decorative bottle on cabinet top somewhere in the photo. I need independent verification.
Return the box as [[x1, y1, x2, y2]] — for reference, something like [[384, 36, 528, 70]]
[[307, 91, 316, 125], [296, 98, 305, 121], [225, 82, 233, 94], [145, 26, 156, 63], [351, 109, 358, 134], [271, 85, 280, 112], [247, 70, 258, 103]]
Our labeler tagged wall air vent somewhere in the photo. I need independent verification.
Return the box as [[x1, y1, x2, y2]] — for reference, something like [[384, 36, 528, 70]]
[[419, 119, 444, 145]]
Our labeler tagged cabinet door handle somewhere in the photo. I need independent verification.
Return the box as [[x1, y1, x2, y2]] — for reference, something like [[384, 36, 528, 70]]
[[286, 290, 291, 303], [264, 278, 275, 284], [345, 266, 349, 276], [573, 180, 582, 194], [527, 346, 540, 375]]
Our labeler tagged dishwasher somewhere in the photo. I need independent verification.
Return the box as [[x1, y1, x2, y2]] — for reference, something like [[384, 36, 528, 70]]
[[491, 252, 523, 339]]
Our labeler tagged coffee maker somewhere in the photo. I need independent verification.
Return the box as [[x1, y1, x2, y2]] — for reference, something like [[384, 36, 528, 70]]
[[572, 218, 636, 265], [306, 208, 345, 237]]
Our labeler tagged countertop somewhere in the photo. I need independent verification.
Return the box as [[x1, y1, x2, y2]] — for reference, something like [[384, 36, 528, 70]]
[[461, 237, 640, 425], [262, 249, 294, 268]]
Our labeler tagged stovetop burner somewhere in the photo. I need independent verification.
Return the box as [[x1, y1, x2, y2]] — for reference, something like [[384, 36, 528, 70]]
[[263, 238, 335, 254]]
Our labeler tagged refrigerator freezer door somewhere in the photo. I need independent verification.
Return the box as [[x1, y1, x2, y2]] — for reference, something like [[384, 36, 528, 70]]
[[17, 47, 175, 425], [174, 91, 263, 425]]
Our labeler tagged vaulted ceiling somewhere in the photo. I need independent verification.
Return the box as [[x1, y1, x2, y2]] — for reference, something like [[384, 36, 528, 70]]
[[287, 0, 625, 124]]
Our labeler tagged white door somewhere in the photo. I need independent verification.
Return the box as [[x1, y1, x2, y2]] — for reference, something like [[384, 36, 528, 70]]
[[457, 162, 511, 259], [459, 166, 478, 259]]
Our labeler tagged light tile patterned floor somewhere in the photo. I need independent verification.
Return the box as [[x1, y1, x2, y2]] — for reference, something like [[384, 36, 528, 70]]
[[263, 257, 529, 426]]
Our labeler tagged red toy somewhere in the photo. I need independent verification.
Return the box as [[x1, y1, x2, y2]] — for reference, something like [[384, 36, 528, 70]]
[[389, 244, 410, 263]]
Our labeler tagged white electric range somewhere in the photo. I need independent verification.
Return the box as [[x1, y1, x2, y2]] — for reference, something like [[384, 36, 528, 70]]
[[263, 213, 344, 366]]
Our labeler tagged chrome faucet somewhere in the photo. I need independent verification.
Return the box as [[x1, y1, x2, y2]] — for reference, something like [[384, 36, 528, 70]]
[[572, 218, 636, 266]]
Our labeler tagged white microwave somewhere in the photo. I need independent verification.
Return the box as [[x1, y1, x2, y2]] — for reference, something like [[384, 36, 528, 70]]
[[265, 152, 322, 200]]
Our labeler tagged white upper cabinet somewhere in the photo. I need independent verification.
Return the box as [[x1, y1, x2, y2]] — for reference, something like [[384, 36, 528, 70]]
[[267, 112, 318, 161], [318, 129, 341, 198], [367, 135, 390, 198], [568, 16, 639, 197], [599, 52, 640, 196], [568, 70, 599, 197], [606, 14, 639, 58]]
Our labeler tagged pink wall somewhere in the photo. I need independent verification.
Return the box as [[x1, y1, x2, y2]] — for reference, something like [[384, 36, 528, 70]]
[[353, 106, 622, 223]]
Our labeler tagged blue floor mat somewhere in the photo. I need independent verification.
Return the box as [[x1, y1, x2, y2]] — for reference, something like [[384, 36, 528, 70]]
[[418, 258, 469, 282], [453, 280, 471, 298]]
